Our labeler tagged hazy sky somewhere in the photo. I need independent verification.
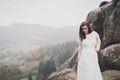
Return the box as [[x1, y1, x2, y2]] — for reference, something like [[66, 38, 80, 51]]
[[0, 0, 111, 27]]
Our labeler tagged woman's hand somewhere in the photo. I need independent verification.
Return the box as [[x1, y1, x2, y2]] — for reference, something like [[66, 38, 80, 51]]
[[95, 48, 99, 52], [76, 58, 80, 63]]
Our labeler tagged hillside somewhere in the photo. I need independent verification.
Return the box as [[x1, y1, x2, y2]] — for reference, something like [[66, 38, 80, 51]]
[[0, 23, 79, 61]]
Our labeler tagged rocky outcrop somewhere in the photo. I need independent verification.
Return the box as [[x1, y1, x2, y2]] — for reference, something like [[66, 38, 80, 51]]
[[100, 44, 120, 71], [102, 70, 120, 80], [39, 0, 120, 80], [48, 69, 76, 80], [87, 0, 120, 49], [86, 0, 120, 71]]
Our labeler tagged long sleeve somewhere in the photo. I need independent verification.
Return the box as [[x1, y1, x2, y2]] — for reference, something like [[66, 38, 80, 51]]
[[95, 31, 101, 51], [77, 37, 82, 59]]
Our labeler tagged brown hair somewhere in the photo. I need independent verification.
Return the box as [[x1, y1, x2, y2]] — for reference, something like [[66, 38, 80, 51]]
[[79, 21, 92, 41]]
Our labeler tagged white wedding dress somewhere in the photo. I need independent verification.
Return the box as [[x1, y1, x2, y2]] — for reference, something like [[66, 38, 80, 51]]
[[77, 31, 103, 80]]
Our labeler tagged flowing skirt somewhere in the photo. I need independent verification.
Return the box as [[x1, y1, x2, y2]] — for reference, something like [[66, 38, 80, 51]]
[[77, 48, 103, 80]]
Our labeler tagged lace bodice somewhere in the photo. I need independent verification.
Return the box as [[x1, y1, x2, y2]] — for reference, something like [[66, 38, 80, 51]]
[[77, 31, 101, 54]]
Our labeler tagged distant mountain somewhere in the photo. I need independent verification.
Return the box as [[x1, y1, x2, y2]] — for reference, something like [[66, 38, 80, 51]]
[[0, 23, 79, 55]]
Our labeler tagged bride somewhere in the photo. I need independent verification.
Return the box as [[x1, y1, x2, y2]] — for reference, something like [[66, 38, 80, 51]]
[[76, 21, 103, 80]]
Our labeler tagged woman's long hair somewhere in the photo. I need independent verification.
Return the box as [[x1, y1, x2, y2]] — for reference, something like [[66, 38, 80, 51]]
[[79, 21, 92, 41]]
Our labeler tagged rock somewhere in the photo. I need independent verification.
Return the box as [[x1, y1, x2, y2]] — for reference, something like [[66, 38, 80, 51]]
[[86, 0, 120, 48], [99, 1, 109, 7], [100, 44, 120, 71], [102, 70, 120, 80], [112, 0, 120, 7], [47, 69, 76, 80], [86, 0, 120, 71], [58, 49, 78, 71]]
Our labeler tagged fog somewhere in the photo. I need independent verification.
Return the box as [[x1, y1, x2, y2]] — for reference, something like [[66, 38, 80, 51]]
[[0, 0, 111, 27]]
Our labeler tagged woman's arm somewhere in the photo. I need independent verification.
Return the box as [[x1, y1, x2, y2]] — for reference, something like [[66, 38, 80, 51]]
[[95, 31, 101, 52], [77, 37, 82, 62], [70, 37, 82, 62]]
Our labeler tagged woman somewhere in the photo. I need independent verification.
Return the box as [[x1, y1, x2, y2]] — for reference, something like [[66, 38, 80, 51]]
[[76, 21, 103, 80]]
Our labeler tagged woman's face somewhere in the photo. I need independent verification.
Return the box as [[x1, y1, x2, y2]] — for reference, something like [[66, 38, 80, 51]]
[[81, 25, 88, 35]]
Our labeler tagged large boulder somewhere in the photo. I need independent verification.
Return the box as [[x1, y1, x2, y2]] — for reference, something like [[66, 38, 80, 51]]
[[86, 0, 120, 49], [100, 44, 120, 71], [48, 69, 76, 80], [86, 0, 120, 71], [102, 70, 120, 80]]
